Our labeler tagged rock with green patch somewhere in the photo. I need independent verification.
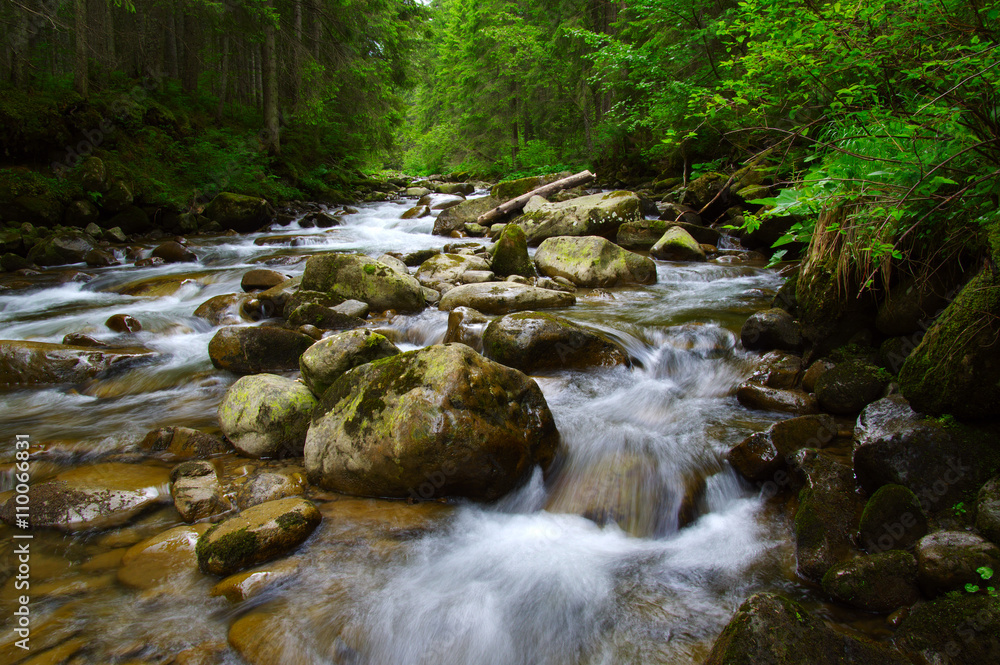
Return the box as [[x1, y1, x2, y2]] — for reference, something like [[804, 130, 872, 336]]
[[515, 191, 641, 245], [821, 551, 920, 613], [491, 173, 567, 201], [443, 306, 490, 351], [218, 373, 318, 458], [858, 484, 928, 553], [236, 471, 306, 510], [193, 293, 255, 326], [203, 192, 274, 233], [436, 183, 474, 195], [533, 235, 656, 288], [490, 223, 535, 277], [304, 343, 559, 501], [899, 265, 1000, 419], [299, 329, 401, 397], [138, 426, 232, 459], [26, 229, 99, 266], [617, 219, 721, 250], [285, 303, 365, 331], [814, 360, 889, 414], [118, 523, 211, 590], [73, 156, 108, 192], [0, 339, 156, 387], [208, 325, 315, 374], [741, 308, 803, 352], [433, 196, 500, 236], [705, 592, 909, 665], [915, 530, 1000, 597], [0, 463, 170, 532], [649, 226, 706, 262], [415, 252, 491, 293], [482, 311, 629, 373], [895, 593, 1000, 665], [977, 476, 1000, 546], [196, 496, 321, 576], [437, 281, 575, 315], [301, 252, 426, 313]]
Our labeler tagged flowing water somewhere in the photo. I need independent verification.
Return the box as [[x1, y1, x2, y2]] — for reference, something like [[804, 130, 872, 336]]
[[0, 193, 807, 664]]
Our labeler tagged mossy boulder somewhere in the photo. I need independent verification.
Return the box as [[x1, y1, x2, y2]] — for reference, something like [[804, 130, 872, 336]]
[[64, 199, 100, 227], [218, 374, 318, 458], [728, 414, 837, 482], [490, 223, 535, 277], [0, 339, 155, 387], [102, 180, 133, 214], [285, 303, 365, 331], [193, 293, 255, 326], [414, 252, 490, 293], [894, 593, 1000, 665], [299, 329, 400, 397], [117, 523, 211, 590], [515, 191, 641, 245], [0, 463, 170, 532], [649, 226, 706, 262], [977, 476, 1000, 546], [482, 311, 629, 373], [72, 156, 108, 192], [208, 326, 316, 374], [203, 192, 274, 233], [196, 497, 321, 576], [915, 531, 1000, 597], [304, 343, 559, 501], [26, 229, 99, 266], [616, 219, 720, 250], [438, 282, 575, 315], [705, 592, 908, 665], [301, 252, 426, 313], [876, 276, 957, 337], [821, 551, 920, 613], [814, 360, 889, 414], [533, 235, 656, 288], [433, 196, 499, 236], [491, 173, 566, 201], [899, 265, 1000, 418], [740, 308, 803, 352], [858, 484, 928, 553]]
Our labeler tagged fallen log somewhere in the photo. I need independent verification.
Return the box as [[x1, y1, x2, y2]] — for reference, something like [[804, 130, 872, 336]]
[[476, 170, 596, 227]]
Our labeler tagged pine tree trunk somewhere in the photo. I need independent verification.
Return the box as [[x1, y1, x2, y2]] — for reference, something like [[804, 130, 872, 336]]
[[293, 0, 303, 108], [182, 5, 199, 94], [217, 35, 230, 120], [263, 4, 280, 154], [74, 0, 88, 96]]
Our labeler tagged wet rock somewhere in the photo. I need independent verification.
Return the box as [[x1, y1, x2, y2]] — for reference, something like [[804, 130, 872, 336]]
[[746, 351, 804, 389], [196, 496, 321, 576], [285, 303, 365, 331], [301, 211, 341, 228], [461, 269, 494, 283], [735, 383, 819, 414], [437, 182, 474, 195], [281, 288, 343, 317], [138, 426, 232, 459], [705, 592, 908, 665], [305, 343, 559, 501], [728, 414, 837, 482], [791, 450, 861, 582], [482, 311, 629, 373], [203, 192, 274, 233], [438, 281, 575, 315], [105, 313, 142, 333], [617, 219, 720, 250], [490, 223, 535, 278], [401, 204, 429, 219], [853, 395, 974, 503], [256, 275, 301, 314], [301, 252, 426, 313], [415, 252, 491, 293], [299, 329, 400, 397], [0, 602, 83, 664], [894, 594, 1000, 665], [741, 308, 802, 352], [533, 235, 656, 288], [84, 248, 117, 267], [208, 326, 315, 374], [801, 359, 834, 393], [858, 484, 928, 553], [61, 332, 107, 347], [977, 476, 1000, 546], [151, 241, 197, 263], [443, 306, 490, 351], [377, 253, 409, 274], [650, 226, 705, 262], [433, 196, 499, 236], [515, 191, 641, 245], [134, 256, 165, 268], [236, 470, 306, 509], [241, 269, 288, 292], [0, 340, 155, 387], [193, 293, 255, 326], [218, 374, 318, 458], [117, 523, 211, 589], [915, 531, 1000, 597], [399, 248, 441, 266], [821, 550, 920, 613], [211, 557, 302, 603], [26, 229, 99, 266], [405, 186, 432, 197], [814, 360, 889, 414], [171, 461, 229, 522], [0, 463, 170, 531]]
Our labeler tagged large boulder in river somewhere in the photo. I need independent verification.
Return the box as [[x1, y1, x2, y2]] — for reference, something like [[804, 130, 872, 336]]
[[740, 308, 802, 352], [821, 550, 920, 613], [218, 374, 318, 458], [515, 191, 641, 245], [196, 497, 321, 576], [895, 594, 1000, 665], [490, 223, 535, 278], [482, 311, 629, 373], [299, 329, 400, 397], [899, 265, 1000, 418], [915, 530, 1000, 597], [705, 592, 908, 665], [0, 463, 170, 531], [203, 192, 274, 233], [415, 252, 491, 293], [301, 252, 426, 313], [814, 360, 889, 414], [26, 229, 99, 266], [208, 326, 316, 374], [0, 340, 155, 387], [433, 196, 499, 236], [533, 236, 656, 288], [650, 226, 705, 262], [617, 219, 721, 250], [304, 343, 559, 501], [438, 282, 575, 314]]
